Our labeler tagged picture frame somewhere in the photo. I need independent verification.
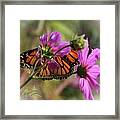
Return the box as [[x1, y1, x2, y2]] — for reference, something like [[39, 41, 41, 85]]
[[0, 0, 119, 119]]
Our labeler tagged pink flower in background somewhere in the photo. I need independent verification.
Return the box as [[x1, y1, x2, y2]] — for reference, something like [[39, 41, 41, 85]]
[[73, 47, 100, 100]]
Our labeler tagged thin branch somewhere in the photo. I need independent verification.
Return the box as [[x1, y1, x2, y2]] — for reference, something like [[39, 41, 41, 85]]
[[20, 72, 35, 89]]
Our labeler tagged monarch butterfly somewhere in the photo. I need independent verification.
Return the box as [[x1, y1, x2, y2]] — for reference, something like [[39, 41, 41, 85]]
[[20, 35, 81, 80], [33, 49, 78, 80]]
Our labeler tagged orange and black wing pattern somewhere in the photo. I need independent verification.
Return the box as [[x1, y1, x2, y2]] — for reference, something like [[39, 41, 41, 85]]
[[33, 49, 79, 80], [65, 49, 78, 66], [33, 56, 73, 80], [20, 47, 41, 69]]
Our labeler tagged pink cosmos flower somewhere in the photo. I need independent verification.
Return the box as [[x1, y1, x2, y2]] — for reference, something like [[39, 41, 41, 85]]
[[72, 47, 100, 100]]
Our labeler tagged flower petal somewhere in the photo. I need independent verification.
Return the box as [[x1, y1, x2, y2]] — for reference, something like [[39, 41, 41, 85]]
[[77, 50, 83, 64], [86, 76, 100, 94], [78, 47, 89, 65], [39, 33, 48, 46], [39, 32, 62, 47], [79, 78, 94, 100], [87, 48, 100, 67], [87, 65, 100, 79], [87, 76, 100, 89], [93, 48, 100, 59], [48, 32, 62, 46], [82, 47, 89, 65]]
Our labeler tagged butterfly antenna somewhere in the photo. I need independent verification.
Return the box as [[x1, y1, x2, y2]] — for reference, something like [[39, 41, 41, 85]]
[[54, 44, 71, 56]]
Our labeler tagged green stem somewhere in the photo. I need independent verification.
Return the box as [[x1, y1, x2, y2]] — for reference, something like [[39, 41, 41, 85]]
[[20, 72, 35, 89]]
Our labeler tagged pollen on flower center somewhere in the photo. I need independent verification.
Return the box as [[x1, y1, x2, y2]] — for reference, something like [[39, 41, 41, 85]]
[[42, 46, 53, 59], [77, 65, 87, 78]]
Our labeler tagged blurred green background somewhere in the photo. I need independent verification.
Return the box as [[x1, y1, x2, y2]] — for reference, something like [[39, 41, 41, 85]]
[[20, 20, 100, 52], [20, 20, 100, 100]]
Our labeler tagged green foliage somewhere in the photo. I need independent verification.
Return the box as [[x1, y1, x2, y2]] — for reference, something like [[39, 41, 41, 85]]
[[61, 87, 83, 100], [20, 20, 100, 51]]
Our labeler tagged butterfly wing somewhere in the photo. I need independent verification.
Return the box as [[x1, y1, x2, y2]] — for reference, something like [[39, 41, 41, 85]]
[[65, 49, 79, 66], [20, 47, 41, 69], [29, 47, 79, 80], [53, 56, 74, 79], [33, 56, 74, 80]]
